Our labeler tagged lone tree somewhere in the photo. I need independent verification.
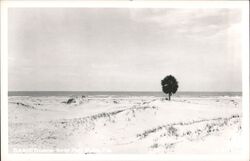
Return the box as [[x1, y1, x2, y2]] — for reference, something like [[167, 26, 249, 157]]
[[161, 75, 178, 101]]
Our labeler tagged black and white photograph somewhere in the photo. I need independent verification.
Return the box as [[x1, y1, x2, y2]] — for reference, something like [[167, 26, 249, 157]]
[[1, 1, 249, 161]]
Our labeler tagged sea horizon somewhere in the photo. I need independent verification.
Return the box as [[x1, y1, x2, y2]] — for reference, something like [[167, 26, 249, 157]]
[[8, 91, 242, 97]]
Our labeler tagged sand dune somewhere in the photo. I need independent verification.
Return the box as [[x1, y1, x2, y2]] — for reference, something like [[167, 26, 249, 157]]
[[8, 95, 242, 154]]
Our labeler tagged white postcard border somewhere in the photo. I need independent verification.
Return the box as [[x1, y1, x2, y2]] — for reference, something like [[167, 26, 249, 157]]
[[1, 1, 249, 161]]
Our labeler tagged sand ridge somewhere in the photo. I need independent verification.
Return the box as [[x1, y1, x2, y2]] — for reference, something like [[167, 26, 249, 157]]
[[8, 95, 242, 154]]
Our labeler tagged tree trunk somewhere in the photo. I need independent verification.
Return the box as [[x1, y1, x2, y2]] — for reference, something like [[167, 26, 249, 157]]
[[168, 93, 171, 101]]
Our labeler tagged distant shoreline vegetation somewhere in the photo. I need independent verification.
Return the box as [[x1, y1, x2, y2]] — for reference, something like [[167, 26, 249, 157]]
[[8, 91, 242, 97]]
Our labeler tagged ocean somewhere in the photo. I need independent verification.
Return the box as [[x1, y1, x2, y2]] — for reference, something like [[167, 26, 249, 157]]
[[8, 91, 242, 97]]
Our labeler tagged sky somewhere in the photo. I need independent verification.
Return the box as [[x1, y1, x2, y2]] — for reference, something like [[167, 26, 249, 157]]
[[8, 8, 242, 91]]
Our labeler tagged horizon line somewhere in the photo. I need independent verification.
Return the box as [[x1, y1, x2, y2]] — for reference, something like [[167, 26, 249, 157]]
[[8, 90, 242, 93]]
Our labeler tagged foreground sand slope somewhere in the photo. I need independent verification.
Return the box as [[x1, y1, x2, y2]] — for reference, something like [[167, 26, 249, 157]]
[[8, 96, 242, 154]]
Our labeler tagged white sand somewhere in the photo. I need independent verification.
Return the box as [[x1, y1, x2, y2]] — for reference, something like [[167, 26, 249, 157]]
[[8, 95, 242, 154]]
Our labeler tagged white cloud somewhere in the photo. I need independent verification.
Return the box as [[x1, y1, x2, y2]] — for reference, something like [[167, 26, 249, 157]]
[[130, 9, 241, 38]]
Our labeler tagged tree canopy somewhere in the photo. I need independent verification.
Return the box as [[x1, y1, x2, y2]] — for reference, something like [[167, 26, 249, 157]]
[[161, 75, 178, 100]]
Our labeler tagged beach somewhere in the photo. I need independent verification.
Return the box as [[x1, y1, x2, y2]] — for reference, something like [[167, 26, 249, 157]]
[[4, 4, 248, 160], [8, 93, 242, 154]]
